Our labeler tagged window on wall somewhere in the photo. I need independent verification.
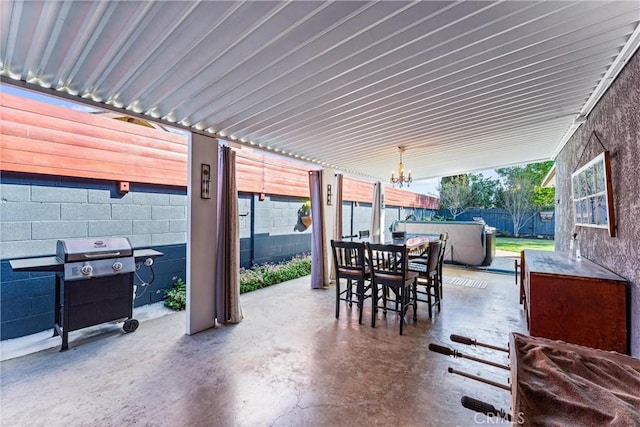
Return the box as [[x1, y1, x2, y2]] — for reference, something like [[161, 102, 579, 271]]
[[571, 151, 615, 236]]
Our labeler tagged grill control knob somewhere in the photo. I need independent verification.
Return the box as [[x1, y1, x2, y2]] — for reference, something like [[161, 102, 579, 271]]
[[112, 261, 123, 272], [81, 264, 93, 276]]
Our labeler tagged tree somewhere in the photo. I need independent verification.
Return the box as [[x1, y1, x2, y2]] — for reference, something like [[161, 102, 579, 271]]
[[532, 186, 555, 210], [438, 173, 498, 219], [439, 175, 472, 219], [469, 173, 498, 208], [495, 161, 554, 237]]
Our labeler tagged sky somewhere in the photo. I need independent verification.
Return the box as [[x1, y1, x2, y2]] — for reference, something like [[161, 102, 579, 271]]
[[406, 169, 501, 196]]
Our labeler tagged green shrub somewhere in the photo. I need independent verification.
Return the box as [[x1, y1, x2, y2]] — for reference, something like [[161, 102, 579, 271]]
[[163, 256, 312, 310], [240, 255, 311, 294], [164, 277, 186, 311]]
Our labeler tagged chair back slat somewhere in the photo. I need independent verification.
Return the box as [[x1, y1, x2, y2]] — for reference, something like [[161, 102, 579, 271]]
[[438, 232, 449, 263], [366, 243, 409, 285], [331, 240, 366, 276], [426, 240, 442, 276]]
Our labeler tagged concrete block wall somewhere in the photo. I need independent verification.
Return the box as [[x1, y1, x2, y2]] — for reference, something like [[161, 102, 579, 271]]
[[251, 194, 311, 266], [340, 202, 373, 239], [340, 202, 351, 238], [353, 203, 372, 236], [238, 194, 253, 267], [1, 172, 425, 340], [1, 172, 187, 340], [385, 206, 402, 232], [254, 194, 310, 236], [1, 174, 187, 257]]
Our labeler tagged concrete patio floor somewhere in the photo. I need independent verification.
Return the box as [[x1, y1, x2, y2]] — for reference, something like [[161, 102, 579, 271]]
[[0, 263, 525, 426]]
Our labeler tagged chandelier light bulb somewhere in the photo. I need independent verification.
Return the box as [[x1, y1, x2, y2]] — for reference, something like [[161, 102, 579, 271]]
[[390, 146, 412, 188]]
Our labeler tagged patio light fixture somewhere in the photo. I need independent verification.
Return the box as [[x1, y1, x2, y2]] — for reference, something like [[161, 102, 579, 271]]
[[390, 146, 412, 188]]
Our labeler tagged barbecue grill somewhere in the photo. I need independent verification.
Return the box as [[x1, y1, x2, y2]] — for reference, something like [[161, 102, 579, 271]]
[[9, 238, 163, 351], [54, 237, 138, 351], [54, 237, 138, 350], [56, 237, 135, 280]]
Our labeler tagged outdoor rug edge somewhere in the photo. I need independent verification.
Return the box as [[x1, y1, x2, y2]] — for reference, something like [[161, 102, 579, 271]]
[[443, 276, 488, 289]]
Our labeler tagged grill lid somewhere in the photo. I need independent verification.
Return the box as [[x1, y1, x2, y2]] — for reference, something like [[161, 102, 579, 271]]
[[56, 237, 133, 263]]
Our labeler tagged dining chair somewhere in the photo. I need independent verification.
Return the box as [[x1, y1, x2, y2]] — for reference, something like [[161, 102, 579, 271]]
[[409, 240, 442, 318], [330, 240, 371, 325], [437, 232, 449, 300], [366, 243, 418, 335]]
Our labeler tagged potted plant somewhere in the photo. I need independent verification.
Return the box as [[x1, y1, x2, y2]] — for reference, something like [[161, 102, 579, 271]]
[[298, 200, 312, 228]]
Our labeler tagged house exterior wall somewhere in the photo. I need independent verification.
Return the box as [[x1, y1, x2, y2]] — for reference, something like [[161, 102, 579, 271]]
[[555, 49, 640, 357]]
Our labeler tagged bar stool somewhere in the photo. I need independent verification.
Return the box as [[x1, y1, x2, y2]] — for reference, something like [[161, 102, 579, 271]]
[[367, 242, 418, 335], [331, 240, 371, 324], [409, 240, 442, 318]]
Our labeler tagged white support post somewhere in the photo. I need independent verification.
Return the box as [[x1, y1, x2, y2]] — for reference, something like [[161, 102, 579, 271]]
[[322, 168, 335, 286], [186, 134, 218, 335], [380, 182, 387, 243]]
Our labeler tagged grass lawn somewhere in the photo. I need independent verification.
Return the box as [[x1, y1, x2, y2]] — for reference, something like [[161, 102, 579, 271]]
[[496, 237, 555, 253]]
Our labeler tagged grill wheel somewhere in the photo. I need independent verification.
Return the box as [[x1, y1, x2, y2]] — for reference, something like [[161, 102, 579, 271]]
[[123, 319, 139, 333]]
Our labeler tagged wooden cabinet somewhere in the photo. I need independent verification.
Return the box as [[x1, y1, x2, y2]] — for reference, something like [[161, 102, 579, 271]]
[[521, 250, 628, 353]]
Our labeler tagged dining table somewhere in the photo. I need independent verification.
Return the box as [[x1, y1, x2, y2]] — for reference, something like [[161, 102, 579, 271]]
[[385, 234, 440, 257]]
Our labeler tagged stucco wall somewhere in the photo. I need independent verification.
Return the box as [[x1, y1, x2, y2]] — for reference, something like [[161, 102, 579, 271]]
[[555, 49, 640, 356]]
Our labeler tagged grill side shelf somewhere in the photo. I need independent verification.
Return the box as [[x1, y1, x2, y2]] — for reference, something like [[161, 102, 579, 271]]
[[9, 249, 164, 273], [10, 256, 62, 272]]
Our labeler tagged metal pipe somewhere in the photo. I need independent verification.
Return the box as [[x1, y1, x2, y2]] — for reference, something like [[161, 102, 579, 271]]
[[447, 367, 511, 391], [429, 344, 510, 370], [450, 334, 509, 353]]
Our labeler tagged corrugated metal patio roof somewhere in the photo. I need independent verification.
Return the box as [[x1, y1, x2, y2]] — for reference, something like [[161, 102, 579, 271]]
[[1, 1, 638, 181]]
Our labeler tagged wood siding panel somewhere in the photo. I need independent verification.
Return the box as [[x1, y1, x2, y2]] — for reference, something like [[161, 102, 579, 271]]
[[2, 93, 186, 147], [1, 93, 188, 186], [2, 135, 185, 173], [2, 121, 187, 162], [386, 187, 439, 209], [1, 93, 436, 208], [236, 151, 310, 198], [2, 146, 186, 185], [236, 156, 265, 194], [343, 177, 373, 203]]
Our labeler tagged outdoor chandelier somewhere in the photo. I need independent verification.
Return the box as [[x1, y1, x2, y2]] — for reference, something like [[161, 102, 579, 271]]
[[390, 146, 412, 188]]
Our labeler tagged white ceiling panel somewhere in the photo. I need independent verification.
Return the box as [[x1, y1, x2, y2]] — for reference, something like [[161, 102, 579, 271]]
[[1, 0, 639, 182]]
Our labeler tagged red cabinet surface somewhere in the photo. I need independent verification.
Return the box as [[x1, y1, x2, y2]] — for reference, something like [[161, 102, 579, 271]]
[[521, 250, 628, 353]]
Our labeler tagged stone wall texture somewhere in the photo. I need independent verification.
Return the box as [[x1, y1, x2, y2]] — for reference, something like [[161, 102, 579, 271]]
[[555, 49, 640, 356]]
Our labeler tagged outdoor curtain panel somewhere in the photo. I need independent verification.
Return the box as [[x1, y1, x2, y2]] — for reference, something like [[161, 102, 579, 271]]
[[370, 181, 382, 243], [330, 173, 343, 281], [215, 145, 243, 324], [308, 170, 327, 289]]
